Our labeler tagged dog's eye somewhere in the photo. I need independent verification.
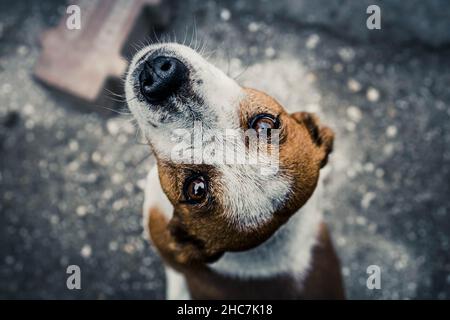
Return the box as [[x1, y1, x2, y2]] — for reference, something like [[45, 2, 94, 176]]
[[184, 176, 207, 203], [249, 114, 279, 132]]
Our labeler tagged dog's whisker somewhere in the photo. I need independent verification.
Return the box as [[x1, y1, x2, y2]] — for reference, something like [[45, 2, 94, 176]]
[[104, 92, 137, 104], [104, 88, 127, 99], [134, 151, 153, 167], [225, 45, 232, 77], [205, 48, 217, 59], [233, 61, 250, 81], [199, 37, 209, 56], [182, 25, 188, 46], [106, 97, 128, 103], [129, 42, 140, 54], [92, 103, 131, 116], [151, 28, 161, 45], [194, 24, 203, 52], [134, 125, 151, 147], [188, 21, 196, 50], [173, 30, 177, 44]]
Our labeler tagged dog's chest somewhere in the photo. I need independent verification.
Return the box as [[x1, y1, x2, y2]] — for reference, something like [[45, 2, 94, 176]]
[[210, 195, 322, 279], [185, 267, 304, 299], [184, 221, 345, 300], [175, 195, 323, 299]]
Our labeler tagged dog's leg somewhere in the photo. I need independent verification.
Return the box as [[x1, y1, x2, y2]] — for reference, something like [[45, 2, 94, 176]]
[[165, 266, 190, 300], [143, 165, 173, 238], [143, 165, 190, 299]]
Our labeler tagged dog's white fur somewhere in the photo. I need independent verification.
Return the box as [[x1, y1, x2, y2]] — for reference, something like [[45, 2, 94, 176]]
[[128, 43, 324, 299], [220, 163, 292, 230]]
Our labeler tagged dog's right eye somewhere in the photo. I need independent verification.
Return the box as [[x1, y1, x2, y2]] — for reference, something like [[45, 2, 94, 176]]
[[249, 113, 279, 133], [183, 175, 208, 203]]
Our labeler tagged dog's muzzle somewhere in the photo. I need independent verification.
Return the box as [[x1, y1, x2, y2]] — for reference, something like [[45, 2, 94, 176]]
[[139, 55, 189, 103]]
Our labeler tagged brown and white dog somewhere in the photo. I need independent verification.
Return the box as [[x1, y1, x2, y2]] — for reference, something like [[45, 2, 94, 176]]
[[125, 43, 345, 299]]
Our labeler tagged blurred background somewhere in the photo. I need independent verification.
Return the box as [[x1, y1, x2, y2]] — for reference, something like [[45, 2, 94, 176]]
[[0, 0, 449, 299]]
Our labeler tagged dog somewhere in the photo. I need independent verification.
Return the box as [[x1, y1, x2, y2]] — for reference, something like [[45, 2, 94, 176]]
[[125, 43, 345, 299]]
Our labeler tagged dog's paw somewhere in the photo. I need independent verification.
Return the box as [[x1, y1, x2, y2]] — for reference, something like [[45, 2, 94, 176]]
[[291, 111, 335, 168]]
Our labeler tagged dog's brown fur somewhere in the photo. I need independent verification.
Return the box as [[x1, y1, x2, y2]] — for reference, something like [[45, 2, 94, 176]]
[[146, 88, 343, 299], [150, 88, 334, 263], [149, 206, 344, 299]]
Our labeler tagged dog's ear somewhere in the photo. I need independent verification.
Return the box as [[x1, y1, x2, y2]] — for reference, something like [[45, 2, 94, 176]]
[[290, 112, 334, 168]]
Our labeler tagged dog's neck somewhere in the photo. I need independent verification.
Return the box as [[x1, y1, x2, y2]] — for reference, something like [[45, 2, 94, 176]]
[[209, 181, 324, 279]]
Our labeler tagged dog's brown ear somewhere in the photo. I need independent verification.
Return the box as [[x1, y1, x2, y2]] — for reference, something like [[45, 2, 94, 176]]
[[291, 112, 334, 168]]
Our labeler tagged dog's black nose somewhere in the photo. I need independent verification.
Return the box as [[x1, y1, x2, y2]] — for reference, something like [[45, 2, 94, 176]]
[[139, 56, 188, 102]]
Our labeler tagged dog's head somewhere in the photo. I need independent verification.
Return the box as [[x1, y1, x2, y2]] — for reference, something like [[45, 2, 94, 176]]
[[125, 43, 334, 263]]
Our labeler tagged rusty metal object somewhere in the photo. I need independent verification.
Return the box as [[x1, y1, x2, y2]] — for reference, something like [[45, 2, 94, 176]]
[[34, 0, 164, 102]]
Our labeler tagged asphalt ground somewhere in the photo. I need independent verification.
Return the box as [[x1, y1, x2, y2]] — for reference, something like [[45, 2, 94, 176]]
[[1, 0, 449, 299]]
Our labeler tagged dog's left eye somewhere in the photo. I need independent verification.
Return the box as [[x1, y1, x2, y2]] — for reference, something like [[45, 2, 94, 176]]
[[249, 114, 279, 132], [184, 175, 208, 203]]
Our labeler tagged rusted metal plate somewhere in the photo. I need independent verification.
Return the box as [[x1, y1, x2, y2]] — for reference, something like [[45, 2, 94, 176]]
[[34, 0, 162, 102]]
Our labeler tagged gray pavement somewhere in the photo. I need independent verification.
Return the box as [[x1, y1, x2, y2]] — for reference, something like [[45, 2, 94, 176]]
[[0, 0, 449, 299]]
